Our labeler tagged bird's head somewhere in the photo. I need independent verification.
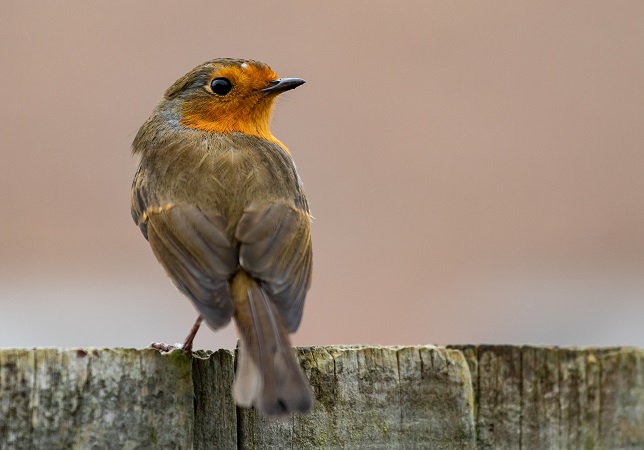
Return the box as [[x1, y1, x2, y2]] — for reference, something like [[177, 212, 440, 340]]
[[159, 58, 304, 145]]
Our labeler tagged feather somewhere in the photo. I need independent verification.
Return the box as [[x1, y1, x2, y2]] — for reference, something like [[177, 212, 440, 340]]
[[232, 271, 313, 415]]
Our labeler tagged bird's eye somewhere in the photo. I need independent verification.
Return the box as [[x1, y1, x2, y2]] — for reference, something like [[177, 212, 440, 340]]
[[210, 77, 233, 96]]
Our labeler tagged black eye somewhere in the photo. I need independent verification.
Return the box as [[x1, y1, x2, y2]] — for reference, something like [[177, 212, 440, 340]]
[[210, 77, 233, 95]]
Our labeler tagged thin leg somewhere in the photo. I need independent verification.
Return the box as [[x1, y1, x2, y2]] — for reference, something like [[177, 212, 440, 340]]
[[181, 315, 204, 353], [150, 315, 204, 353]]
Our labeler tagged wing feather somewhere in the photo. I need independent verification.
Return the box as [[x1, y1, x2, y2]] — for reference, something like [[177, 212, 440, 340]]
[[146, 204, 238, 329], [235, 202, 313, 332]]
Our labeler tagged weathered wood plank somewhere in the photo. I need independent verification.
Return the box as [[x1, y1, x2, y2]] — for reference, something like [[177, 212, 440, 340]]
[[557, 348, 601, 449], [473, 345, 523, 449], [521, 345, 561, 448], [599, 348, 644, 448], [452, 345, 644, 450], [192, 349, 236, 450], [0, 348, 193, 450], [235, 346, 475, 449], [1, 346, 644, 449]]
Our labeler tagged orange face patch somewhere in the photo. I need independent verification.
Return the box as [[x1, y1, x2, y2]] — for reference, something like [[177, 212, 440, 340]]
[[179, 61, 285, 148]]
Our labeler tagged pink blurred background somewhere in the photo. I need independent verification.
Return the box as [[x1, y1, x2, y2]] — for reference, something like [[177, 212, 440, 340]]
[[1, 1, 643, 350]]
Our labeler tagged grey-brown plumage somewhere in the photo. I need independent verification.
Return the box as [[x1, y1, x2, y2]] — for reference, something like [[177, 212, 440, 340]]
[[131, 58, 313, 415]]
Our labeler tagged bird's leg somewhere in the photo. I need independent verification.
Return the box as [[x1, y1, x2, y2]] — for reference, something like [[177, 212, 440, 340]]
[[181, 315, 204, 353], [150, 315, 203, 353]]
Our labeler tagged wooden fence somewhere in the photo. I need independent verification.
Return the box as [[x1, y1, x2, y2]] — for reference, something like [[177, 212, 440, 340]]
[[1, 345, 643, 449]]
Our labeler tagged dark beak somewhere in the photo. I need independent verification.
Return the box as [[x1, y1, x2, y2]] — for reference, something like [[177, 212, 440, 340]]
[[260, 77, 305, 95]]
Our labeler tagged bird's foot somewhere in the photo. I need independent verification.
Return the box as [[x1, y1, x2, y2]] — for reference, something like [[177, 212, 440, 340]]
[[150, 342, 184, 352]]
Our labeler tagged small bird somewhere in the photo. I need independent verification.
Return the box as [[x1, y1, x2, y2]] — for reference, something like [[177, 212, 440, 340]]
[[131, 58, 313, 415]]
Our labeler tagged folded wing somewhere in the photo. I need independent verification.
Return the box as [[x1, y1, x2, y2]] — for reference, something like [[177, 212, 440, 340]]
[[235, 202, 313, 332]]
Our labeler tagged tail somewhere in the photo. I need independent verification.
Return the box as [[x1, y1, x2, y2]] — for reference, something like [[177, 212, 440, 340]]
[[231, 271, 313, 416]]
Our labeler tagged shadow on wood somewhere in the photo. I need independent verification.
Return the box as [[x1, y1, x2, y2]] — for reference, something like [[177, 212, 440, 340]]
[[1, 346, 643, 449]]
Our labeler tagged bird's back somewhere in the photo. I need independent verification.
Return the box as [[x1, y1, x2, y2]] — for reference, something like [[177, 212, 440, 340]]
[[133, 128, 308, 234]]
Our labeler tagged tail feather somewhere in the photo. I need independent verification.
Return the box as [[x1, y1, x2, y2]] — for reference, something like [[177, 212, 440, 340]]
[[232, 271, 313, 416], [233, 336, 260, 407]]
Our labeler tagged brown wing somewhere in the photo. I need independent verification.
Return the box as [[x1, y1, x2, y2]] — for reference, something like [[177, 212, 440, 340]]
[[145, 204, 238, 330], [235, 202, 313, 332], [131, 166, 152, 239], [131, 169, 237, 329]]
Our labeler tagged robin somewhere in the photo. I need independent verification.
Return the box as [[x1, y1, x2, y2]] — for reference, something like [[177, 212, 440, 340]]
[[131, 58, 313, 415]]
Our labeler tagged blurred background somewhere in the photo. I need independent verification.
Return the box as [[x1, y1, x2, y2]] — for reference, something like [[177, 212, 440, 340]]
[[1, 1, 643, 350]]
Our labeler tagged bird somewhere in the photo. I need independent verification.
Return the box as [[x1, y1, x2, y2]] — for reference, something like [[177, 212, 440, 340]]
[[130, 58, 313, 416]]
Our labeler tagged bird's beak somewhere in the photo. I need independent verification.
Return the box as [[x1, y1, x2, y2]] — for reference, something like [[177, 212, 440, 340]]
[[260, 78, 305, 95]]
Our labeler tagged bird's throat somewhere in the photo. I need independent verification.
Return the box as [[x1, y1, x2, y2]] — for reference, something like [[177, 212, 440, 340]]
[[179, 99, 288, 152]]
